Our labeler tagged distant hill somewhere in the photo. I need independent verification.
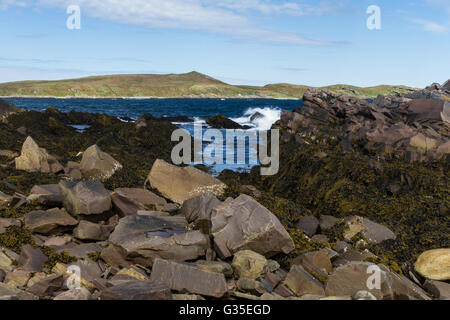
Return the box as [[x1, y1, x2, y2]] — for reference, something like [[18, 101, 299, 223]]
[[0, 71, 416, 99], [0, 98, 22, 118]]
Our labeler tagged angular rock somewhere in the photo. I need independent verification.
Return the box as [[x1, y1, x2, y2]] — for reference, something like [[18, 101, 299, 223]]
[[0, 191, 12, 207], [180, 192, 221, 233], [114, 188, 167, 209], [319, 215, 340, 231], [150, 258, 228, 298], [0, 282, 38, 300], [17, 245, 48, 272], [109, 215, 208, 266], [423, 280, 450, 300], [73, 220, 113, 241], [111, 189, 146, 216], [415, 249, 450, 281], [100, 280, 172, 300], [24, 208, 78, 234], [0, 218, 21, 229], [232, 250, 268, 279], [59, 180, 111, 216], [0, 250, 14, 272], [100, 243, 130, 268], [145, 159, 226, 204], [343, 216, 396, 244], [27, 274, 64, 297], [15, 136, 63, 173], [5, 269, 31, 287], [80, 144, 122, 180], [353, 290, 377, 300], [211, 195, 294, 258], [56, 243, 103, 260], [194, 260, 233, 277], [29, 184, 62, 207], [283, 265, 325, 297], [296, 216, 319, 237]]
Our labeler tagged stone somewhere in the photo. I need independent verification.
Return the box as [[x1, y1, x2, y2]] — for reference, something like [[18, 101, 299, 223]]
[[145, 159, 226, 204], [296, 216, 319, 237], [24, 208, 78, 234], [415, 249, 450, 280], [150, 259, 228, 298], [211, 195, 294, 258], [0, 191, 12, 207], [109, 215, 208, 266], [27, 274, 64, 297], [239, 185, 262, 199], [59, 180, 111, 216], [54, 287, 92, 300], [353, 290, 377, 300], [236, 277, 265, 295], [17, 245, 48, 272], [0, 269, 5, 282], [100, 244, 130, 268], [43, 235, 72, 247], [0, 250, 14, 272], [205, 114, 247, 129], [319, 215, 339, 231], [114, 188, 167, 209], [56, 243, 103, 260], [409, 133, 437, 153], [80, 144, 122, 180], [73, 220, 113, 241], [283, 265, 325, 297], [29, 184, 62, 207], [292, 250, 332, 277], [194, 260, 233, 277], [5, 269, 31, 287], [0, 218, 21, 229], [180, 192, 221, 233], [15, 136, 64, 173], [232, 250, 268, 279], [100, 280, 172, 300], [111, 189, 146, 217], [0, 282, 38, 300], [343, 216, 396, 244], [423, 280, 450, 300], [0, 150, 19, 159]]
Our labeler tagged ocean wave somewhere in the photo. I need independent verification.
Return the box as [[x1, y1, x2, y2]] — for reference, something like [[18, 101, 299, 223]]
[[230, 106, 282, 131]]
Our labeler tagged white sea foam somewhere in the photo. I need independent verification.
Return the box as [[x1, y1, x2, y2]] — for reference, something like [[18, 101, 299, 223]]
[[230, 107, 282, 131]]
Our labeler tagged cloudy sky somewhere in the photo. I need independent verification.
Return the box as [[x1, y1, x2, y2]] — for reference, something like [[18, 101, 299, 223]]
[[0, 0, 449, 87]]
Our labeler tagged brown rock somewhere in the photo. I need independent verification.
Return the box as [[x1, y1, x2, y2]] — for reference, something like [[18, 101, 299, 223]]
[[80, 144, 122, 180], [111, 189, 146, 216], [15, 136, 63, 173], [211, 195, 294, 258], [73, 220, 113, 241], [415, 249, 450, 281], [150, 258, 228, 298], [232, 250, 268, 279], [27, 274, 64, 297], [24, 208, 78, 234], [296, 216, 319, 237], [145, 159, 226, 204], [283, 265, 325, 297], [423, 280, 450, 300], [100, 280, 172, 300], [17, 245, 48, 272], [180, 192, 222, 233]]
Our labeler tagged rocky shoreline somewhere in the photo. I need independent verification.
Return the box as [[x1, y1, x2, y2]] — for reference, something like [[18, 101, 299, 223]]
[[0, 81, 448, 300]]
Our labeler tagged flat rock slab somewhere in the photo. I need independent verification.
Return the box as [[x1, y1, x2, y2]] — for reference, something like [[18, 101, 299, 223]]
[[150, 259, 228, 298], [284, 265, 325, 297], [100, 280, 172, 300], [109, 215, 207, 266], [25, 208, 78, 234], [146, 159, 226, 204], [59, 180, 111, 216], [18, 244, 48, 272], [73, 220, 113, 241], [0, 282, 38, 300], [114, 188, 167, 208], [415, 249, 450, 281], [211, 194, 295, 258]]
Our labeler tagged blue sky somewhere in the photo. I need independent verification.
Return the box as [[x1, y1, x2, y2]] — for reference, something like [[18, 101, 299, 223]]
[[0, 0, 449, 87]]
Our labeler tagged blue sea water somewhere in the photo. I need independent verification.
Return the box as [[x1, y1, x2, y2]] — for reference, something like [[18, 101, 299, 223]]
[[5, 98, 302, 174]]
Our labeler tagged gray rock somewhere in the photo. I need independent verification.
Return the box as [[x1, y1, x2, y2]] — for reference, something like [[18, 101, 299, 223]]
[[24, 208, 78, 234], [15, 136, 64, 174], [0, 282, 38, 300], [54, 288, 92, 300], [27, 274, 64, 297], [423, 280, 450, 300], [80, 144, 122, 181], [180, 192, 222, 233], [353, 290, 377, 300], [59, 180, 111, 216], [319, 215, 340, 231], [73, 220, 113, 241], [17, 245, 48, 272], [99, 280, 172, 300], [150, 258, 228, 298], [296, 216, 319, 237], [211, 195, 294, 258], [111, 189, 146, 217]]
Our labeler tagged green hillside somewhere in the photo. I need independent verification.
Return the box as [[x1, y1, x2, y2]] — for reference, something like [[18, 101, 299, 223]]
[[0, 71, 416, 99]]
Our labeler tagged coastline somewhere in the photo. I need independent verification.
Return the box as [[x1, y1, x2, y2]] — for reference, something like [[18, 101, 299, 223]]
[[0, 95, 301, 100]]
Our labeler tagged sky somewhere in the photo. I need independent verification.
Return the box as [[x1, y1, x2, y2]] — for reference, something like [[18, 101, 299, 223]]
[[0, 0, 449, 87]]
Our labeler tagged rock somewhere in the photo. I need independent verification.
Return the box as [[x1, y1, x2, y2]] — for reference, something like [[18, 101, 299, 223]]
[[180, 192, 222, 233], [44, 235, 72, 247], [109, 215, 208, 266], [100, 280, 172, 300], [232, 250, 268, 279], [296, 216, 319, 237], [5, 269, 31, 287], [283, 265, 325, 297], [24, 208, 78, 234], [0, 282, 38, 300], [145, 159, 226, 204], [423, 280, 450, 300], [415, 249, 450, 280], [56, 243, 103, 260], [319, 215, 339, 231], [0, 218, 21, 229], [0, 98, 22, 119], [0, 150, 19, 159], [27, 274, 64, 297], [100, 244, 130, 268], [29, 184, 62, 207], [292, 250, 332, 277], [15, 136, 64, 173], [205, 114, 247, 129], [73, 221, 113, 241], [239, 185, 262, 199], [194, 260, 233, 277], [236, 277, 265, 295], [17, 245, 48, 272], [405, 99, 447, 123], [0, 250, 14, 272], [59, 180, 112, 216], [172, 294, 205, 300], [381, 266, 431, 300], [111, 189, 146, 216], [343, 216, 396, 244], [79, 144, 122, 180], [409, 133, 437, 153], [211, 195, 294, 258], [0, 269, 5, 282], [0, 191, 12, 207], [54, 287, 92, 300], [114, 187, 167, 210], [353, 290, 377, 300], [150, 258, 228, 298]]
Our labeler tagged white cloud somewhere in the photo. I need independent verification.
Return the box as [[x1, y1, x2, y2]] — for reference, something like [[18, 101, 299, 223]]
[[2, 0, 345, 46], [411, 18, 448, 33]]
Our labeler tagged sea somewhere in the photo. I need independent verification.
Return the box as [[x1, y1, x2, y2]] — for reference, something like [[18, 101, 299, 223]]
[[4, 98, 302, 175]]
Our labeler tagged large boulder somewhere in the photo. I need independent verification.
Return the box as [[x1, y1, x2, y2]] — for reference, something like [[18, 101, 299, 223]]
[[149, 258, 228, 298], [211, 195, 295, 258], [415, 249, 450, 281], [28, 184, 62, 207], [80, 144, 122, 180], [24, 208, 78, 234], [109, 215, 208, 266], [59, 180, 112, 216], [405, 99, 448, 123], [145, 159, 226, 204], [15, 137, 63, 174]]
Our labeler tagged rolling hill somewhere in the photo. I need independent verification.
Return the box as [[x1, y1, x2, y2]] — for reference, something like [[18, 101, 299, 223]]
[[0, 71, 416, 99]]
